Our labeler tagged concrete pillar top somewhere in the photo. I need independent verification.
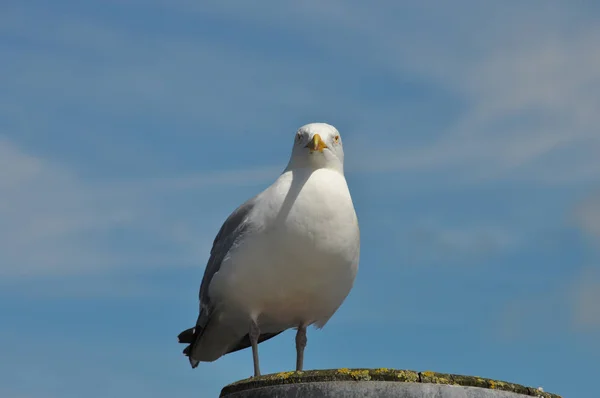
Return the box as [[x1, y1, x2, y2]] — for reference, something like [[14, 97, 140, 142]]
[[220, 368, 561, 398]]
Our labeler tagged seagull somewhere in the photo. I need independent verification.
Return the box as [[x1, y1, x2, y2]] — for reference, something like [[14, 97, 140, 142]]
[[177, 123, 360, 377]]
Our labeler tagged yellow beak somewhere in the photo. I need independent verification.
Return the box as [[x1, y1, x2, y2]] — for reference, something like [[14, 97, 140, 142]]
[[305, 133, 328, 152]]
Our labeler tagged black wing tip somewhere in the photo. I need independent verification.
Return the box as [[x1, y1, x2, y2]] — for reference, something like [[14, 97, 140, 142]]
[[177, 327, 195, 344]]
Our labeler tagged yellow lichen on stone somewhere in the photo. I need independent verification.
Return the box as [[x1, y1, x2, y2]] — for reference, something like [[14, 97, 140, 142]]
[[489, 380, 496, 389], [395, 370, 420, 382], [421, 371, 453, 385], [335, 368, 371, 380], [349, 369, 371, 381], [274, 371, 295, 380]]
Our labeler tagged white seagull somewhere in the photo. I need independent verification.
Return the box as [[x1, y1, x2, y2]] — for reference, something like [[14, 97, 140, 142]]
[[178, 123, 360, 377]]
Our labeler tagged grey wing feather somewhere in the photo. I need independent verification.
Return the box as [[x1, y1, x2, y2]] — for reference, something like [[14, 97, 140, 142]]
[[178, 195, 288, 367], [178, 197, 258, 368], [195, 197, 256, 327]]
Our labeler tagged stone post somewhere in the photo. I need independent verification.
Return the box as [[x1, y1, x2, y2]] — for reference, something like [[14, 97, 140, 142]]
[[220, 369, 561, 398]]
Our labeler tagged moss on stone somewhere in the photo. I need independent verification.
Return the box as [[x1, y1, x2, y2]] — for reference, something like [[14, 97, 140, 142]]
[[220, 368, 561, 398]]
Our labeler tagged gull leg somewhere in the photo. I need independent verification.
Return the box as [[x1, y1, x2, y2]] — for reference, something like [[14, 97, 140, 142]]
[[249, 320, 261, 377], [295, 324, 307, 372]]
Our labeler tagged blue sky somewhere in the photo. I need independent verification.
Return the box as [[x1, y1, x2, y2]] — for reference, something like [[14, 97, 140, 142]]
[[1, 1, 599, 397]]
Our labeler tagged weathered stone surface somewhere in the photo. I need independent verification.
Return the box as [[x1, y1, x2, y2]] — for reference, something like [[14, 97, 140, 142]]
[[220, 369, 560, 398]]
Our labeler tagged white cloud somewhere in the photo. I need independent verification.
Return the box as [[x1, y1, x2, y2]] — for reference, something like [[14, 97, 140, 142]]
[[571, 268, 600, 331], [495, 266, 600, 340], [256, 2, 600, 184], [3, 1, 598, 281], [0, 4, 356, 137], [398, 221, 520, 267], [574, 192, 600, 245], [0, 139, 126, 277], [4, 2, 599, 185], [570, 196, 600, 330], [494, 191, 600, 339], [368, 25, 600, 183], [0, 138, 275, 279]]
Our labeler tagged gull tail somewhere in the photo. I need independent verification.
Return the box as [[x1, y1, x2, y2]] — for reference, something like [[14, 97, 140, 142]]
[[177, 326, 202, 368]]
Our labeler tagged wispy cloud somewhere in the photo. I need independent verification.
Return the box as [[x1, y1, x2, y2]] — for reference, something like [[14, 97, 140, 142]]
[[0, 3, 352, 140], [571, 267, 600, 331], [2, 2, 598, 397], [297, 2, 600, 184], [0, 137, 275, 280], [495, 262, 600, 341], [5, 2, 599, 186], [569, 194, 600, 331], [399, 221, 520, 267], [573, 192, 600, 246], [493, 192, 600, 340]]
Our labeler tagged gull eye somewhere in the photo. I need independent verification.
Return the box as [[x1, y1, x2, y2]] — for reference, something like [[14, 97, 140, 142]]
[[334, 135, 340, 143], [296, 133, 302, 142]]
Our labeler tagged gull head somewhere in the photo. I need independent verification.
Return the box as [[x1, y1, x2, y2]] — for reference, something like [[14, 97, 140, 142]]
[[286, 123, 345, 172]]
